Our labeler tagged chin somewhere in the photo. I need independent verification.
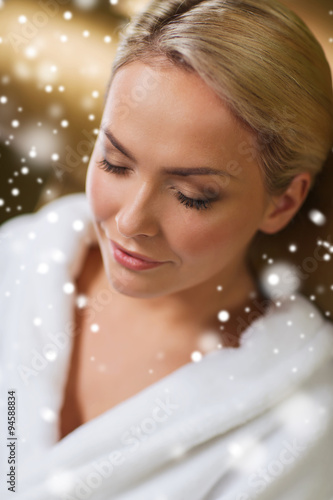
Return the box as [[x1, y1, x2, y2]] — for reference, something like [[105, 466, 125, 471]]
[[107, 268, 178, 301], [103, 265, 154, 299]]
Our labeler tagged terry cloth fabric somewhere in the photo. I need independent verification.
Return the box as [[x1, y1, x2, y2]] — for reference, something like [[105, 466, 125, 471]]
[[0, 193, 333, 500]]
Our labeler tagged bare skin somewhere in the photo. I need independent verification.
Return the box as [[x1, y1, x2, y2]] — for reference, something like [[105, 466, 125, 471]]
[[59, 60, 311, 441]]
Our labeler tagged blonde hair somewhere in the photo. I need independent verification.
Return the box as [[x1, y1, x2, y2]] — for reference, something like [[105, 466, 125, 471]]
[[107, 0, 333, 196]]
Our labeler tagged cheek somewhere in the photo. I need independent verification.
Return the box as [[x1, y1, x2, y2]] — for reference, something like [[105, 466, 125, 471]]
[[169, 206, 260, 263], [86, 163, 116, 222]]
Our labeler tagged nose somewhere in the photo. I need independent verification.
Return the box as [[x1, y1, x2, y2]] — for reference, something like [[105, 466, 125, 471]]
[[115, 181, 160, 239]]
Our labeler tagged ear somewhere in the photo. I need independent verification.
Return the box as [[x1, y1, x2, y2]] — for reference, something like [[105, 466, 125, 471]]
[[259, 172, 312, 235]]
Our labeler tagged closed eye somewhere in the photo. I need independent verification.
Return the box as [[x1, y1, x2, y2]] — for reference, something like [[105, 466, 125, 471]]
[[97, 158, 130, 176], [97, 158, 215, 211]]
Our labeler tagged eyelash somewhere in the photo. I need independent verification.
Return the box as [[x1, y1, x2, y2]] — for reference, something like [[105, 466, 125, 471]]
[[97, 159, 213, 211]]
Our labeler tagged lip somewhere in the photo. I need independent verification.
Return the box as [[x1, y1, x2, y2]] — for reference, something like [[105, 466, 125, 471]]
[[109, 240, 167, 271], [110, 240, 164, 263]]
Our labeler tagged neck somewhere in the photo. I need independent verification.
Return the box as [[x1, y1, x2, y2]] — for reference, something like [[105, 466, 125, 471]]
[[112, 254, 265, 333], [95, 243, 271, 347]]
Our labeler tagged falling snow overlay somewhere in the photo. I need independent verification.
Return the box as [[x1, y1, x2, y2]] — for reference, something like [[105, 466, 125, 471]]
[[1, 1, 333, 499], [0, 0, 134, 224]]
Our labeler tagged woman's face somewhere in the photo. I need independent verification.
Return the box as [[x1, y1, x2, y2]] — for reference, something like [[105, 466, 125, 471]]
[[86, 60, 273, 300]]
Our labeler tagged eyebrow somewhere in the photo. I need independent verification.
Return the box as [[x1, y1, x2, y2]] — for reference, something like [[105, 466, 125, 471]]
[[102, 128, 237, 179]]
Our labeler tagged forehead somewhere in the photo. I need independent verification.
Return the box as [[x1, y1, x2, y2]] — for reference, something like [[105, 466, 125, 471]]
[[108, 61, 239, 136], [104, 61, 261, 181]]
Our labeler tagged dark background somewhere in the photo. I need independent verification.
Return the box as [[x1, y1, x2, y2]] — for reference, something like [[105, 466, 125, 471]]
[[0, 0, 333, 314]]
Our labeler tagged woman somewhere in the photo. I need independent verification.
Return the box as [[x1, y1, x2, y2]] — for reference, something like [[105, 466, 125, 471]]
[[1, 0, 333, 498]]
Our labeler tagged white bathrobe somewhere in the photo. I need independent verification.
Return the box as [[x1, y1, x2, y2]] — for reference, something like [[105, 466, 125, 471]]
[[0, 193, 333, 500]]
